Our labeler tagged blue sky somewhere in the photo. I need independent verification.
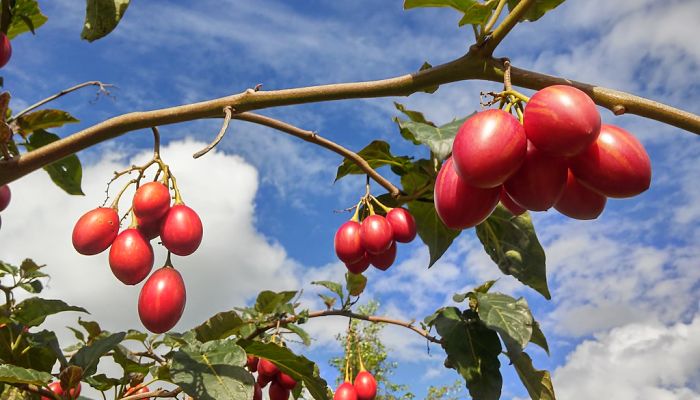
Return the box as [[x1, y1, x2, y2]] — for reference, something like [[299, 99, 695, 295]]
[[2, 0, 700, 399]]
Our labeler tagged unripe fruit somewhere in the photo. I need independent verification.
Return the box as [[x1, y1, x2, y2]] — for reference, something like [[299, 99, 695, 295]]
[[554, 170, 607, 220], [334, 221, 364, 263], [369, 241, 396, 271], [41, 381, 81, 400], [253, 382, 262, 400], [346, 253, 370, 274], [133, 182, 171, 221], [257, 358, 279, 378], [0, 184, 10, 211], [109, 229, 154, 285], [246, 355, 259, 372], [569, 124, 651, 198], [0, 33, 11, 69], [452, 109, 527, 188], [72, 207, 120, 255], [276, 372, 297, 390], [334, 382, 358, 400], [138, 267, 186, 333], [523, 85, 601, 156], [504, 142, 567, 211], [160, 204, 203, 256], [385, 208, 416, 243], [137, 217, 161, 240], [354, 371, 378, 400], [269, 381, 290, 400], [360, 215, 394, 255], [434, 157, 500, 229], [499, 187, 526, 216]]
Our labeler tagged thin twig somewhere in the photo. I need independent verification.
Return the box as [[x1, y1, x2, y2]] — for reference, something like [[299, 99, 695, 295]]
[[482, 0, 508, 36], [119, 387, 182, 400], [10, 81, 114, 122], [192, 106, 234, 159], [481, 0, 536, 55]]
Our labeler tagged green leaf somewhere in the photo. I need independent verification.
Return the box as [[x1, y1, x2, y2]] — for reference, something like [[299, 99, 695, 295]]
[[311, 281, 344, 304], [15, 109, 79, 136], [85, 374, 121, 391], [318, 294, 336, 309], [24, 330, 62, 372], [393, 102, 433, 145], [508, 351, 556, 400], [530, 320, 549, 355], [0, 365, 52, 386], [506, 0, 565, 22], [19, 259, 44, 277], [428, 307, 502, 399], [81, 0, 131, 42], [7, 0, 48, 40], [238, 340, 329, 400], [194, 310, 244, 342], [124, 329, 148, 342], [0, 260, 19, 276], [69, 332, 126, 377], [335, 140, 412, 181], [13, 298, 88, 327], [458, 1, 498, 26], [453, 280, 497, 303], [170, 339, 253, 400], [25, 130, 84, 195], [476, 204, 550, 299], [395, 115, 470, 161], [18, 280, 42, 294], [77, 318, 102, 342], [345, 272, 367, 297], [254, 291, 297, 315], [403, 0, 497, 27], [476, 292, 533, 350], [418, 62, 440, 94], [112, 345, 152, 375], [408, 199, 459, 267], [286, 324, 311, 346]]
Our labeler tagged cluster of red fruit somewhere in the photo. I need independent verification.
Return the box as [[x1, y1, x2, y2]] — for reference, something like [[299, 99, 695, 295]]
[[40, 381, 80, 400], [246, 355, 298, 400], [0, 33, 11, 69], [334, 201, 416, 274], [0, 184, 10, 229], [436, 85, 652, 228], [333, 369, 377, 400], [72, 181, 203, 333]]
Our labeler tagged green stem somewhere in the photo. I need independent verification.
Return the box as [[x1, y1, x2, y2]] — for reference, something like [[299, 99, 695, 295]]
[[482, 0, 508, 35]]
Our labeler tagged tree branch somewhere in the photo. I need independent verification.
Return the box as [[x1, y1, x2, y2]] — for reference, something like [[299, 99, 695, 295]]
[[9, 81, 114, 122], [481, 0, 535, 55], [119, 387, 182, 400]]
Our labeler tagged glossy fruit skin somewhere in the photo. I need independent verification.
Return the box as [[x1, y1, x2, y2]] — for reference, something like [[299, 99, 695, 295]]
[[569, 124, 651, 198], [257, 358, 280, 377], [385, 208, 416, 243], [160, 204, 203, 256], [72, 207, 120, 255], [133, 182, 171, 221], [360, 215, 393, 255], [334, 382, 358, 400], [434, 157, 500, 229], [246, 355, 259, 372], [354, 371, 378, 400], [137, 217, 161, 240], [276, 372, 297, 390], [257, 373, 273, 388], [369, 241, 396, 271], [346, 253, 370, 274], [138, 267, 186, 333], [523, 85, 601, 157], [269, 381, 290, 400], [334, 221, 365, 263], [504, 142, 568, 211], [253, 382, 263, 400], [452, 109, 527, 188], [499, 187, 526, 216], [0, 33, 11, 69], [0, 185, 10, 211], [109, 229, 154, 285], [554, 170, 607, 220], [41, 381, 81, 400]]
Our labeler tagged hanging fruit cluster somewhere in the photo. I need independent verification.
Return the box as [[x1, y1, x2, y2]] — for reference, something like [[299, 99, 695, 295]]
[[334, 193, 416, 274], [0, 184, 10, 229], [71, 130, 202, 333], [333, 330, 377, 400], [246, 355, 298, 400], [436, 84, 652, 228]]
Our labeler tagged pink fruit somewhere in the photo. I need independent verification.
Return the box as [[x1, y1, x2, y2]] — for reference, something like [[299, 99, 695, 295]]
[[334, 382, 358, 400], [334, 221, 365, 263], [133, 182, 171, 221], [276, 372, 297, 390], [346, 253, 370, 274], [369, 241, 397, 271], [41, 381, 81, 400], [504, 142, 568, 211], [72, 207, 120, 255], [160, 204, 203, 256], [138, 267, 186, 333], [109, 228, 154, 285], [257, 358, 279, 378], [554, 170, 607, 220], [354, 371, 378, 400], [0, 33, 11, 69], [0, 185, 10, 211], [269, 381, 290, 400], [360, 215, 393, 255], [386, 208, 417, 243], [499, 187, 526, 216]]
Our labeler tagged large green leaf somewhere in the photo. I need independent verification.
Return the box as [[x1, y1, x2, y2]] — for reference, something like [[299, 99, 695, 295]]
[[82, 0, 131, 42], [408, 199, 459, 268], [25, 130, 84, 195], [15, 109, 79, 136], [24, 330, 61, 373], [427, 307, 502, 399], [311, 281, 344, 305], [112, 345, 152, 375], [254, 291, 297, 315], [508, 351, 556, 400], [194, 310, 244, 342], [6, 0, 48, 39], [393, 102, 434, 145], [238, 340, 329, 400], [506, 0, 565, 22], [476, 292, 533, 350], [404, 0, 497, 27], [170, 339, 253, 400], [476, 204, 550, 299], [530, 320, 549, 355], [85, 374, 121, 391], [394, 116, 469, 161], [458, 0, 499, 26], [335, 140, 412, 181], [0, 365, 52, 386], [12, 298, 88, 327], [69, 332, 126, 377]]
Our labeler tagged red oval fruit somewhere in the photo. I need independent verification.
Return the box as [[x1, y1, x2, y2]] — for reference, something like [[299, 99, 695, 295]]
[[109, 228, 154, 285], [269, 381, 291, 400], [160, 204, 203, 256], [137, 217, 161, 240], [246, 355, 259, 372], [253, 382, 263, 400], [334, 382, 358, 400], [258, 358, 280, 378], [554, 170, 607, 220], [125, 385, 150, 398], [523, 85, 601, 157], [504, 142, 568, 211], [500, 187, 526, 216], [257, 373, 273, 388], [452, 109, 527, 188], [369, 241, 396, 271], [0, 33, 11, 69], [346, 253, 370, 274], [41, 381, 81, 400], [276, 372, 297, 390], [138, 267, 186, 333], [72, 207, 120, 255], [386, 208, 416, 243], [354, 371, 378, 400], [334, 221, 365, 263], [0, 184, 10, 211], [434, 157, 500, 229], [569, 124, 651, 198], [360, 215, 393, 255], [133, 182, 171, 221]]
